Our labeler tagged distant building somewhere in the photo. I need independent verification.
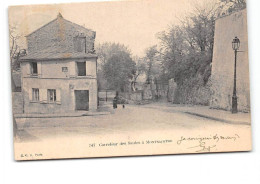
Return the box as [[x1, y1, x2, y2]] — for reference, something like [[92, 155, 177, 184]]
[[12, 71, 21, 92], [210, 9, 250, 112], [20, 13, 98, 113]]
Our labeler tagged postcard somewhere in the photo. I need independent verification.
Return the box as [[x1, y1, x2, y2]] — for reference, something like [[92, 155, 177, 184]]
[[9, 0, 251, 160]]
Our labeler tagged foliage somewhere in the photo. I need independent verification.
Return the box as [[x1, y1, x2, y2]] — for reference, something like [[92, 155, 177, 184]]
[[144, 45, 162, 84], [96, 42, 133, 90], [218, 0, 246, 16], [156, 0, 246, 104], [96, 42, 148, 92], [103, 49, 136, 92], [96, 42, 131, 70]]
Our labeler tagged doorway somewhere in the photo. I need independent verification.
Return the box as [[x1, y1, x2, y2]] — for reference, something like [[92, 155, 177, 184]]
[[75, 90, 89, 111]]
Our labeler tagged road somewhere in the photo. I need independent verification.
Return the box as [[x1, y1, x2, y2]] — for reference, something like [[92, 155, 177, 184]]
[[14, 103, 252, 160], [15, 103, 251, 141]]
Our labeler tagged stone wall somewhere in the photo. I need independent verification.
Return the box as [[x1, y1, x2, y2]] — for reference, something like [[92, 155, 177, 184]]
[[167, 79, 177, 102], [142, 82, 168, 101], [129, 92, 143, 101], [119, 91, 143, 102], [12, 92, 23, 114], [173, 81, 211, 105], [210, 9, 250, 112], [143, 84, 153, 100]]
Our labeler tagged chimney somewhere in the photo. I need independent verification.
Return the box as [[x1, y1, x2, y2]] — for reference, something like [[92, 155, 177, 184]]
[[57, 13, 63, 18]]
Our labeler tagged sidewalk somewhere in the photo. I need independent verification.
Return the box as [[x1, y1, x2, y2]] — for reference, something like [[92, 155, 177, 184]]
[[145, 103, 251, 125], [182, 106, 250, 125], [14, 110, 110, 118], [14, 102, 117, 119]]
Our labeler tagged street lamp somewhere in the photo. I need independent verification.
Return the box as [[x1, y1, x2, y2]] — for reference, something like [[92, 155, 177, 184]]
[[231, 36, 240, 113]]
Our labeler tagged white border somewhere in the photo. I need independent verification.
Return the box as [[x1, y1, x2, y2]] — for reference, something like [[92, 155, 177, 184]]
[[1, 1, 260, 184]]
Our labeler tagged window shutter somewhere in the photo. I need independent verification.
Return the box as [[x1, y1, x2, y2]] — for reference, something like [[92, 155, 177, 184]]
[[27, 63, 31, 76], [38, 62, 42, 77], [69, 61, 76, 77], [40, 89, 47, 103], [28, 88, 32, 101], [56, 89, 61, 104]]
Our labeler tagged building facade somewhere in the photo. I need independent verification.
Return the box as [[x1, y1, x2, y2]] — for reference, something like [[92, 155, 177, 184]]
[[20, 13, 98, 113], [210, 9, 250, 112]]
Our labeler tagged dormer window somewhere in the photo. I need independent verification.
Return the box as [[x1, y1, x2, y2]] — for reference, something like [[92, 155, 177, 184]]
[[73, 35, 86, 53], [31, 62, 38, 75]]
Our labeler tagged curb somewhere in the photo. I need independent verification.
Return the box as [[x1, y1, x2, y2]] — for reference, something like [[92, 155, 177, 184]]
[[184, 111, 250, 125], [14, 111, 111, 119]]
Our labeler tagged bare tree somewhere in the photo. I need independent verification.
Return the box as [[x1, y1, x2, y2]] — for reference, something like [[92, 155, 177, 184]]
[[9, 24, 26, 71], [144, 45, 161, 84], [130, 56, 147, 91], [218, 0, 247, 16], [9, 24, 27, 139]]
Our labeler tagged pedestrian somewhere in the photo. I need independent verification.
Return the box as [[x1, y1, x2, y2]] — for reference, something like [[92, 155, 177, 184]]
[[113, 96, 118, 109]]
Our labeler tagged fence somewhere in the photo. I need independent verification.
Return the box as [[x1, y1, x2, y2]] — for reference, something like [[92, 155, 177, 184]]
[[98, 90, 116, 101]]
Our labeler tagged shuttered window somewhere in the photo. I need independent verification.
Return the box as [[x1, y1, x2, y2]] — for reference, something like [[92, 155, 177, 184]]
[[39, 89, 47, 103], [56, 89, 61, 104], [29, 89, 61, 104]]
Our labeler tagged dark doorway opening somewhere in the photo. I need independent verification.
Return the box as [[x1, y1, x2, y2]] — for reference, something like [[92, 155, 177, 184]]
[[75, 90, 89, 111]]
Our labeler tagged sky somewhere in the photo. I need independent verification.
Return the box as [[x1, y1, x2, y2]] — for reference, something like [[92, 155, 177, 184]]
[[9, 0, 216, 57]]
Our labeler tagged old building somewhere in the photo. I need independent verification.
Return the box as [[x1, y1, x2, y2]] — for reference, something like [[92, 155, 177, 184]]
[[20, 13, 98, 113], [210, 9, 250, 112], [12, 71, 21, 92]]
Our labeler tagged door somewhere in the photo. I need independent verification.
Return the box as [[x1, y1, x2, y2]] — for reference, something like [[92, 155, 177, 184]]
[[75, 90, 89, 110]]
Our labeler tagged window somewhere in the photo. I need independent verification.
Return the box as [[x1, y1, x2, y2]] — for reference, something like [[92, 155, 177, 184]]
[[62, 67, 68, 72], [73, 36, 86, 53], [48, 89, 56, 102], [77, 62, 86, 76], [32, 88, 39, 101], [31, 62, 38, 75]]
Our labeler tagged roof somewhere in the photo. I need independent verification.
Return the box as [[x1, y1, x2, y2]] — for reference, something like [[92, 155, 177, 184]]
[[21, 51, 97, 61], [26, 13, 95, 37], [21, 43, 97, 61]]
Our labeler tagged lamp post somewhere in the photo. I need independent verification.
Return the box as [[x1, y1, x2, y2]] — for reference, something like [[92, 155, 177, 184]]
[[231, 36, 240, 114]]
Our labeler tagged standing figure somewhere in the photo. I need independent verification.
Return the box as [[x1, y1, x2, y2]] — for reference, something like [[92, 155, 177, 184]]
[[113, 96, 118, 109]]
